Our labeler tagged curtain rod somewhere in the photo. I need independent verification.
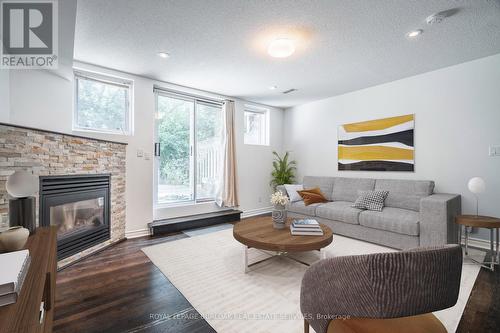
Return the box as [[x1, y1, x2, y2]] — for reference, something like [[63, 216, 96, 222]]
[[153, 86, 226, 104]]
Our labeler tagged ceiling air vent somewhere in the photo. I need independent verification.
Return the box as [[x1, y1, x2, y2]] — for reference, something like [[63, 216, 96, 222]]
[[282, 88, 297, 94]]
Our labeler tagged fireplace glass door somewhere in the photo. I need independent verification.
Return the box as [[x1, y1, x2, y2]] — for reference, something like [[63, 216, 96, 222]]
[[39, 175, 111, 260], [50, 196, 105, 240]]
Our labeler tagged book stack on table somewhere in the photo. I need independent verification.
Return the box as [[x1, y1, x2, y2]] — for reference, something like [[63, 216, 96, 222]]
[[290, 219, 324, 236], [0, 249, 31, 307]]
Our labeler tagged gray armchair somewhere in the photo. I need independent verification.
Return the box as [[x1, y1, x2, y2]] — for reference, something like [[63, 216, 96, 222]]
[[300, 245, 463, 333]]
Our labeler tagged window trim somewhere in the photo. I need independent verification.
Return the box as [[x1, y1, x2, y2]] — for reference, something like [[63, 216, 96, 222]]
[[73, 69, 134, 135], [244, 105, 270, 146]]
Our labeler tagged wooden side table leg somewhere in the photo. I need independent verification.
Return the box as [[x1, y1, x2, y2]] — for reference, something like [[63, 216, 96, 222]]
[[458, 224, 462, 245], [496, 228, 499, 263], [491, 229, 495, 271], [465, 227, 469, 255], [304, 319, 309, 333]]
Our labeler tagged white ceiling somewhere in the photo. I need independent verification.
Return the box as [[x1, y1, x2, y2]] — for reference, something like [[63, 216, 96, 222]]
[[74, 0, 500, 108]]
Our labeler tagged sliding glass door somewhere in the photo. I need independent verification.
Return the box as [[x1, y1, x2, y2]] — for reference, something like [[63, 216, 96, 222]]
[[155, 91, 222, 206], [196, 102, 223, 201]]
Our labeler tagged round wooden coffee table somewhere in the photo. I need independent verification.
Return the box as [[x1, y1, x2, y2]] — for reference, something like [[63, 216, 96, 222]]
[[233, 216, 333, 272], [456, 215, 500, 271]]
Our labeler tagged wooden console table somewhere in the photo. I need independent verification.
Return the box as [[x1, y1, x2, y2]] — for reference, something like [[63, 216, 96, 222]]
[[0, 227, 57, 333]]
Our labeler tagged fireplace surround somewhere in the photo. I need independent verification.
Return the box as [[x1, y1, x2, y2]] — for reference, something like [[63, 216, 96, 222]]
[[39, 174, 111, 259], [0, 123, 126, 267]]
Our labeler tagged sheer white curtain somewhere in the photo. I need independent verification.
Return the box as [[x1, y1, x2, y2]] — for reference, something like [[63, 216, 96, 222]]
[[215, 100, 239, 207]]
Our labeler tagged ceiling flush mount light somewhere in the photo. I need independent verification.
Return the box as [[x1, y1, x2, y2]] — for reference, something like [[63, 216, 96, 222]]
[[269, 85, 278, 90], [157, 52, 170, 59], [406, 29, 423, 39], [267, 38, 295, 58]]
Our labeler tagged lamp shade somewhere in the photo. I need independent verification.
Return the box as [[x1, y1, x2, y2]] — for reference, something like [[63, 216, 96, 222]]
[[5, 171, 38, 198], [468, 177, 486, 194]]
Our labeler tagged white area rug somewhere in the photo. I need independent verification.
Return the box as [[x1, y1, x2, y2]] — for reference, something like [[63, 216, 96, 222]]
[[142, 228, 482, 333]]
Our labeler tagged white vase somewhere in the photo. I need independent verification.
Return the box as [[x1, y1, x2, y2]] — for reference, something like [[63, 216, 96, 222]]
[[0, 226, 30, 252], [272, 204, 287, 229]]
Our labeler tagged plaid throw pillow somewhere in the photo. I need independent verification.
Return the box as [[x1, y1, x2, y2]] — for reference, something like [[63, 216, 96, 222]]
[[352, 190, 389, 211]]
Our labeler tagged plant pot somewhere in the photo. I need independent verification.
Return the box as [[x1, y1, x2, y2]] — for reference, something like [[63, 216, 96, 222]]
[[272, 204, 287, 229], [0, 226, 30, 252]]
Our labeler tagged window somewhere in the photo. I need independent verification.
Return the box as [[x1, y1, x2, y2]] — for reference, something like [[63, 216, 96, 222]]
[[154, 89, 223, 205], [244, 106, 269, 145], [74, 71, 132, 135]]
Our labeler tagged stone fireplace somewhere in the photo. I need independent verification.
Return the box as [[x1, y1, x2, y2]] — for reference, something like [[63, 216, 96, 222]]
[[0, 123, 126, 268]]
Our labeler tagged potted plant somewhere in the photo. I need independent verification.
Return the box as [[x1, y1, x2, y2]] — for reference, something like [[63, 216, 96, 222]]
[[270, 151, 296, 190]]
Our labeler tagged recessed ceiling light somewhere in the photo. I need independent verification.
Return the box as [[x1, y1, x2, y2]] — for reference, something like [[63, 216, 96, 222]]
[[157, 52, 170, 59], [267, 38, 295, 58], [269, 85, 278, 90], [406, 29, 423, 39]]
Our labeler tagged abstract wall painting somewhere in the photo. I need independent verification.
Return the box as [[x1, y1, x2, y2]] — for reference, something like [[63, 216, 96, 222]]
[[338, 114, 414, 171]]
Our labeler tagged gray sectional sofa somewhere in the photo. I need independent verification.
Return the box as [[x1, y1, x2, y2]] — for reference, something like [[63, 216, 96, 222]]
[[277, 176, 461, 249]]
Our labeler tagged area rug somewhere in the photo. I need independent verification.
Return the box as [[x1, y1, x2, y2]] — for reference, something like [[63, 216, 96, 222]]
[[142, 228, 482, 333]]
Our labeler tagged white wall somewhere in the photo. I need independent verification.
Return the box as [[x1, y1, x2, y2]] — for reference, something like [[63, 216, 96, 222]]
[[7, 63, 283, 237], [0, 69, 9, 122], [284, 54, 500, 240]]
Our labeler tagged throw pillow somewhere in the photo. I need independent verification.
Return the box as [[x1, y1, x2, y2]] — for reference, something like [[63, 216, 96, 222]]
[[352, 190, 389, 211], [284, 184, 304, 202], [297, 187, 328, 206]]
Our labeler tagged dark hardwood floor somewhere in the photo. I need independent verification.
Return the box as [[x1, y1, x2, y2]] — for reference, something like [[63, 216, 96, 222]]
[[54, 232, 216, 333], [456, 254, 500, 333], [54, 224, 500, 333]]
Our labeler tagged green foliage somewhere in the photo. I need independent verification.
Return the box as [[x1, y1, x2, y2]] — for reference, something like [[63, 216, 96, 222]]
[[270, 151, 296, 190], [157, 98, 190, 185], [157, 97, 222, 186], [77, 79, 127, 132]]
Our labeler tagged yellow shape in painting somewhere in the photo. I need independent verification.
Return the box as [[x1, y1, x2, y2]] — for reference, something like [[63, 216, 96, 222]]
[[338, 146, 414, 161], [342, 114, 414, 133]]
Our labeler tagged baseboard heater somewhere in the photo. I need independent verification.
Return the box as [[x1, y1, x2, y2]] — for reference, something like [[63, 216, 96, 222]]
[[148, 209, 242, 236]]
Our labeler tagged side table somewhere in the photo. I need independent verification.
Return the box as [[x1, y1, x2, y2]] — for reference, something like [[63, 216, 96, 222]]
[[455, 215, 500, 271]]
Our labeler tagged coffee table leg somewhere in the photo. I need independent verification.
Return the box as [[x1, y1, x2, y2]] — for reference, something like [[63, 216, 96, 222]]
[[320, 248, 327, 260], [244, 246, 249, 273]]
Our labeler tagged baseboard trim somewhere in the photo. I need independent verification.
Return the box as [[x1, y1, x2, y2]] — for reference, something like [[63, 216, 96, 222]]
[[126, 228, 151, 239], [241, 206, 273, 219]]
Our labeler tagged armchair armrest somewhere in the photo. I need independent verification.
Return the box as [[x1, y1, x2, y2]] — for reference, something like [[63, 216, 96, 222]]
[[420, 194, 461, 246]]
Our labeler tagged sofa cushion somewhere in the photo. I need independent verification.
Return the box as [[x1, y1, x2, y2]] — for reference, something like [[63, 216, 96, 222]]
[[303, 176, 335, 201], [316, 201, 362, 225], [332, 178, 376, 202], [375, 179, 435, 211], [284, 184, 303, 202], [352, 190, 389, 211], [286, 201, 321, 216], [359, 207, 420, 236], [298, 187, 329, 206]]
